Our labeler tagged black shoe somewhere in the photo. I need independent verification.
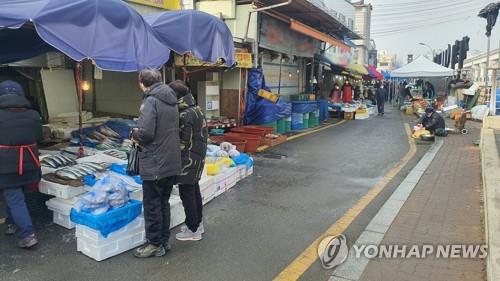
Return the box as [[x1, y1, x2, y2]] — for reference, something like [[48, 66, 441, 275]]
[[133, 243, 167, 258], [5, 224, 17, 236]]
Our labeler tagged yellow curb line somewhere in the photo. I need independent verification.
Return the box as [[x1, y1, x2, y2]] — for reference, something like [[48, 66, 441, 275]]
[[256, 121, 347, 153], [286, 120, 347, 141], [273, 122, 417, 281]]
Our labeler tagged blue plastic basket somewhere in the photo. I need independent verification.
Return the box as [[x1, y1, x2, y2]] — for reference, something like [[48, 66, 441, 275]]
[[70, 200, 142, 237], [291, 101, 318, 113]]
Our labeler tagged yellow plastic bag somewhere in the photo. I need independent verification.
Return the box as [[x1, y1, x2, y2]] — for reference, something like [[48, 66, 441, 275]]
[[206, 163, 220, 176], [412, 129, 431, 139]]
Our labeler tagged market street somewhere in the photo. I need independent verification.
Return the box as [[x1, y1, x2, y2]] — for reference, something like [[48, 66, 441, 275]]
[[0, 108, 427, 281]]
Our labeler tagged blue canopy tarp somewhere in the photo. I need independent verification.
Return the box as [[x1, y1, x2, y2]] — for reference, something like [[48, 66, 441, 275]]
[[243, 68, 291, 125], [0, 0, 171, 71], [144, 10, 236, 67]]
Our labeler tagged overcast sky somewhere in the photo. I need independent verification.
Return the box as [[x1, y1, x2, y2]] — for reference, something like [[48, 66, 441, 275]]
[[366, 0, 500, 63]]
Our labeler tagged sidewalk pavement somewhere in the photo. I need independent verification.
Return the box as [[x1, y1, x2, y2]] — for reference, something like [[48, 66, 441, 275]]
[[481, 116, 500, 281], [358, 123, 485, 281]]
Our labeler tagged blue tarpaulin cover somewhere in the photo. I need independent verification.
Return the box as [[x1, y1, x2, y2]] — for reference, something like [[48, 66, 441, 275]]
[[0, 0, 171, 71], [144, 10, 236, 67], [243, 68, 291, 125]]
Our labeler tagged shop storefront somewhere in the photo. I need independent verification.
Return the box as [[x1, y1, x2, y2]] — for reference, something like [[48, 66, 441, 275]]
[[0, 2, 253, 261]]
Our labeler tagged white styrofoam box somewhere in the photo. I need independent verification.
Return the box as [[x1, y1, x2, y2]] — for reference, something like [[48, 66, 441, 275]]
[[39, 179, 86, 199], [45, 196, 80, 215], [53, 211, 75, 229], [77, 230, 145, 262], [46, 197, 81, 229], [236, 165, 246, 181], [127, 192, 184, 229], [213, 173, 226, 197], [224, 167, 238, 191], [200, 176, 216, 205], [246, 166, 254, 177], [169, 195, 185, 229], [76, 216, 145, 244]]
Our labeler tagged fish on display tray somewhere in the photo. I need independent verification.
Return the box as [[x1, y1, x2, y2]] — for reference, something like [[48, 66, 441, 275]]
[[103, 150, 127, 160], [53, 162, 109, 180], [40, 154, 76, 168]]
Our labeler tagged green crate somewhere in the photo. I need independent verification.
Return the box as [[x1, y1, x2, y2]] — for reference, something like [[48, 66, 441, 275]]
[[276, 118, 286, 134], [261, 121, 277, 131], [303, 113, 310, 129], [284, 116, 292, 132], [308, 112, 316, 128]]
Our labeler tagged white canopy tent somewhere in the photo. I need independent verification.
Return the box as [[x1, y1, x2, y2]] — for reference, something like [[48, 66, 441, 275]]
[[391, 56, 454, 77]]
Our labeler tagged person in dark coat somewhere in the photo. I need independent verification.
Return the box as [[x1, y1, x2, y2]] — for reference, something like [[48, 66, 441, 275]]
[[0, 80, 42, 248], [424, 81, 436, 100], [375, 83, 387, 115], [418, 107, 445, 134], [132, 70, 181, 258], [168, 80, 208, 241]]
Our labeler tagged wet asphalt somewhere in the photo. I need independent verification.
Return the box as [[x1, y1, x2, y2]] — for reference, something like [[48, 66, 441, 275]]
[[0, 105, 428, 281]]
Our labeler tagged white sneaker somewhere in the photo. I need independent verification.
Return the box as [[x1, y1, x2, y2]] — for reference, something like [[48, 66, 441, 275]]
[[175, 228, 202, 241], [180, 221, 204, 234]]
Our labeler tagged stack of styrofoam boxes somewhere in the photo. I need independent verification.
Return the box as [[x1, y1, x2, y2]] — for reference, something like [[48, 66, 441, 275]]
[[45, 196, 81, 229], [128, 189, 185, 229], [76, 216, 145, 261], [39, 179, 86, 200], [39, 179, 86, 229], [169, 195, 186, 228], [200, 176, 216, 205], [246, 157, 254, 177], [235, 165, 247, 181], [75, 195, 185, 261]]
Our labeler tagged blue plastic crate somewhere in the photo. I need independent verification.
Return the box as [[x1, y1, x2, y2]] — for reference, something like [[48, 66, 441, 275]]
[[70, 200, 142, 237], [291, 101, 318, 113]]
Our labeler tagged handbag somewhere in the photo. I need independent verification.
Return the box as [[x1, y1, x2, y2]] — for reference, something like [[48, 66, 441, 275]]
[[126, 143, 141, 176]]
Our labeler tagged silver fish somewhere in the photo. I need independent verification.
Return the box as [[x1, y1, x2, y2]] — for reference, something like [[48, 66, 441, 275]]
[[75, 165, 95, 174], [59, 155, 75, 165], [55, 170, 79, 180], [100, 126, 120, 138], [84, 162, 107, 172], [51, 155, 65, 166], [42, 157, 59, 168], [64, 167, 85, 177]]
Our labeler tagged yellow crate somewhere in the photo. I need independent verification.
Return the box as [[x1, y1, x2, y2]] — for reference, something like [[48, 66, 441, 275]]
[[405, 106, 414, 115], [258, 89, 279, 103], [344, 112, 354, 120], [356, 109, 368, 114]]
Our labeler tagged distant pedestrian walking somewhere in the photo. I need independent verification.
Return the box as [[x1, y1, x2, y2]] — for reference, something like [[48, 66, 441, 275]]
[[376, 83, 387, 115]]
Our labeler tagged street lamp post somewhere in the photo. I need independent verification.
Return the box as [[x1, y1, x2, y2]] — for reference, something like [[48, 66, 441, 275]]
[[419, 43, 435, 59]]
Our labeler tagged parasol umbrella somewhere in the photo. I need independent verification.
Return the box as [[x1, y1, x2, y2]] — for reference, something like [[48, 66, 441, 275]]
[[145, 10, 236, 67], [0, 0, 172, 156]]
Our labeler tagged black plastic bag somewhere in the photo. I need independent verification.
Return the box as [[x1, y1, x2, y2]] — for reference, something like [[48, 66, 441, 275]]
[[127, 143, 141, 176]]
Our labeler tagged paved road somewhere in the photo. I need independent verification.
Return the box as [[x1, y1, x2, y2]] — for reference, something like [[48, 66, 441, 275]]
[[0, 107, 420, 281]]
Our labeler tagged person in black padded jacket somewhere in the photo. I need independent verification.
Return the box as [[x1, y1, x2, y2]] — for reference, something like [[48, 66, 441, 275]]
[[0, 80, 42, 248]]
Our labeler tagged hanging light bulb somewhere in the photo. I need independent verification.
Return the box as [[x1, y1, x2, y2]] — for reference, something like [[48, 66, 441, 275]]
[[288, 72, 292, 78], [81, 80, 91, 91]]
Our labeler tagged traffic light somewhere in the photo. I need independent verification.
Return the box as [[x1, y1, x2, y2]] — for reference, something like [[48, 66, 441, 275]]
[[450, 40, 460, 69], [445, 44, 451, 67], [458, 36, 470, 69]]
